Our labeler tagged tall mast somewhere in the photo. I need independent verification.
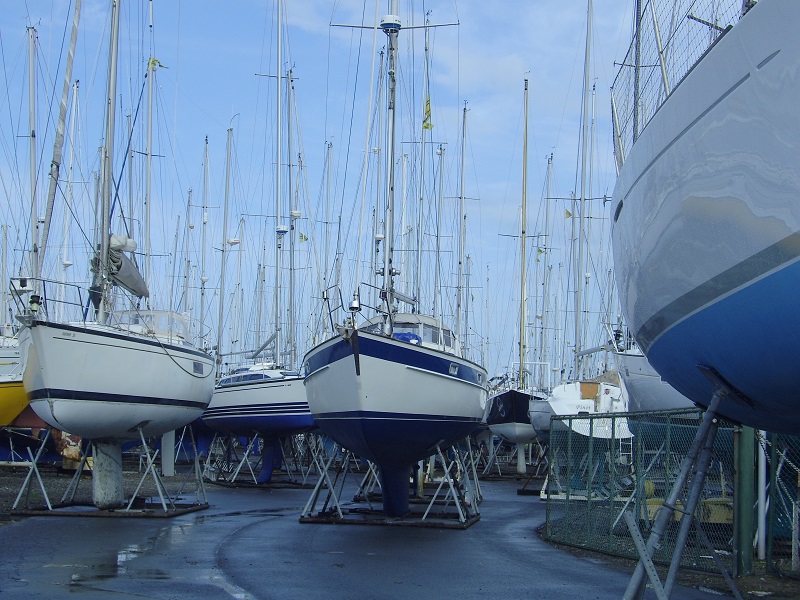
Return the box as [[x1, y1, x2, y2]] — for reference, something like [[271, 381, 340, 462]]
[[575, 0, 592, 378], [144, 57, 158, 297], [38, 0, 82, 280], [183, 188, 192, 318], [274, 0, 286, 365], [61, 80, 80, 321], [415, 12, 431, 313], [287, 68, 298, 368], [200, 137, 208, 342], [27, 27, 38, 284], [324, 141, 332, 337], [539, 153, 553, 388], [519, 79, 529, 390], [217, 127, 233, 377], [455, 103, 467, 353], [380, 4, 401, 331], [433, 145, 445, 333], [98, 0, 122, 323]]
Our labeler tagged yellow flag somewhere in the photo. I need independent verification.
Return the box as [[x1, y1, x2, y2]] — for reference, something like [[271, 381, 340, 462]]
[[422, 96, 433, 130], [565, 208, 573, 219], [299, 232, 308, 242]]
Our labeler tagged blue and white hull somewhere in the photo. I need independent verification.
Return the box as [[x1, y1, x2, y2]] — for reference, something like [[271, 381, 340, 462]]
[[202, 376, 313, 437], [612, 0, 800, 433], [304, 326, 487, 515]]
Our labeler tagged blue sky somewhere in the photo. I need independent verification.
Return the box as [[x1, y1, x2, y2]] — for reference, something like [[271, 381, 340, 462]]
[[0, 0, 633, 378]]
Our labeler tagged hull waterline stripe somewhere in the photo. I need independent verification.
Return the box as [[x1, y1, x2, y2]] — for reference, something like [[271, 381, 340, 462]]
[[638, 231, 800, 352], [29, 388, 209, 409]]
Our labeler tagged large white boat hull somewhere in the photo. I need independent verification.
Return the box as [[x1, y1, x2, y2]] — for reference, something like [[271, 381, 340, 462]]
[[612, 1, 800, 433], [304, 329, 487, 468], [202, 376, 313, 436], [613, 350, 694, 414], [21, 320, 215, 441]]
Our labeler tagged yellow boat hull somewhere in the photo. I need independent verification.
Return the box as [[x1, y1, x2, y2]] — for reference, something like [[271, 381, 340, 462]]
[[0, 379, 29, 426]]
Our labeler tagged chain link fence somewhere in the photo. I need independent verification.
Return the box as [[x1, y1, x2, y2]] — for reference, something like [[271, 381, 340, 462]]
[[765, 432, 800, 578], [543, 409, 800, 579], [544, 408, 740, 573]]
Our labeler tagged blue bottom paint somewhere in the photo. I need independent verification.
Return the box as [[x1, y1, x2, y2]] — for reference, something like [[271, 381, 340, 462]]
[[379, 464, 412, 517], [647, 259, 800, 433]]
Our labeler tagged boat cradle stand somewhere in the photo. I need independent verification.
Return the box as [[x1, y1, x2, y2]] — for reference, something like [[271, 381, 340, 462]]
[[11, 427, 209, 518], [622, 371, 746, 600], [203, 432, 322, 488], [299, 438, 482, 529]]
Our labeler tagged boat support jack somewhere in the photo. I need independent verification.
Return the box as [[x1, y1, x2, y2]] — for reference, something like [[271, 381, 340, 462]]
[[12, 427, 209, 517], [622, 385, 743, 600], [299, 438, 482, 528]]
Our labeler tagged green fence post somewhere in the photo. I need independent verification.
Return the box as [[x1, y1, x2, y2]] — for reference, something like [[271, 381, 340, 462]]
[[734, 426, 755, 576]]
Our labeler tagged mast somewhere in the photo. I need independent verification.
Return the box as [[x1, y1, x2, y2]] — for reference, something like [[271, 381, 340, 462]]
[[287, 68, 298, 368], [60, 80, 80, 322], [183, 188, 192, 318], [27, 26, 38, 285], [574, 0, 592, 379], [539, 153, 553, 388], [433, 144, 444, 334], [217, 126, 233, 377], [380, 5, 401, 332], [38, 0, 82, 281], [456, 103, 467, 353], [144, 56, 158, 296], [324, 141, 332, 337], [98, 0, 122, 323], [519, 79, 529, 390], [200, 137, 209, 342], [275, 0, 286, 365], [415, 11, 431, 313]]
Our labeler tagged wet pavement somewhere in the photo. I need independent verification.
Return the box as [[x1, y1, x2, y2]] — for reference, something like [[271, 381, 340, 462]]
[[0, 477, 727, 599]]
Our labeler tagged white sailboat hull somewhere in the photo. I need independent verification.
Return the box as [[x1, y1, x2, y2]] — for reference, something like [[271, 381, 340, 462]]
[[304, 329, 487, 467], [202, 376, 313, 436], [612, 0, 800, 433], [614, 351, 693, 413], [21, 320, 214, 440]]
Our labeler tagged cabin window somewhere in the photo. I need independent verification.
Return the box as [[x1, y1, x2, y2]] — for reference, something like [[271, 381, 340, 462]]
[[394, 322, 419, 336], [423, 324, 440, 344]]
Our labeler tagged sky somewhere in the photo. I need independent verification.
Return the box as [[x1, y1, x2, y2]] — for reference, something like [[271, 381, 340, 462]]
[[0, 0, 634, 379]]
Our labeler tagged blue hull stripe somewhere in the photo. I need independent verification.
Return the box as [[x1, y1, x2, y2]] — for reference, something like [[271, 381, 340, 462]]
[[638, 231, 800, 352], [305, 332, 485, 385], [29, 388, 208, 410]]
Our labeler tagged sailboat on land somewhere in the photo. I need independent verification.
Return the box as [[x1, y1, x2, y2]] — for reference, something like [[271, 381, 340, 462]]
[[611, 0, 800, 434], [485, 80, 546, 473], [303, 4, 487, 517], [201, 1, 313, 481], [529, 0, 630, 444], [17, 0, 214, 508]]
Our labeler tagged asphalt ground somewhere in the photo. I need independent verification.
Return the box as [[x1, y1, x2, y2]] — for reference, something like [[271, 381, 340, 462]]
[[2, 464, 787, 599]]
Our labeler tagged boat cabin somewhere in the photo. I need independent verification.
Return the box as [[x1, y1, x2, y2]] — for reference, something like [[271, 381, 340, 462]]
[[360, 313, 459, 355]]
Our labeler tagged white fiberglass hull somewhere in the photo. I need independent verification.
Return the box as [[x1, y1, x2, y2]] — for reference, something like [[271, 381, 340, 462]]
[[202, 376, 313, 436], [612, 0, 800, 433], [22, 320, 214, 440], [613, 350, 694, 413], [304, 329, 487, 468], [530, 381, 631, 440]]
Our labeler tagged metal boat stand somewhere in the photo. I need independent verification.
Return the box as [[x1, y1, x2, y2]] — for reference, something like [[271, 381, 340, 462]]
[[299, 438, 481, 528], [517, 441, 548, 496], [11, 429, 54, 510], [203, 432, 324, 487], [202, 433, 261, 484], [622, 387, 743, 600], [12, 428, 208, 517]]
